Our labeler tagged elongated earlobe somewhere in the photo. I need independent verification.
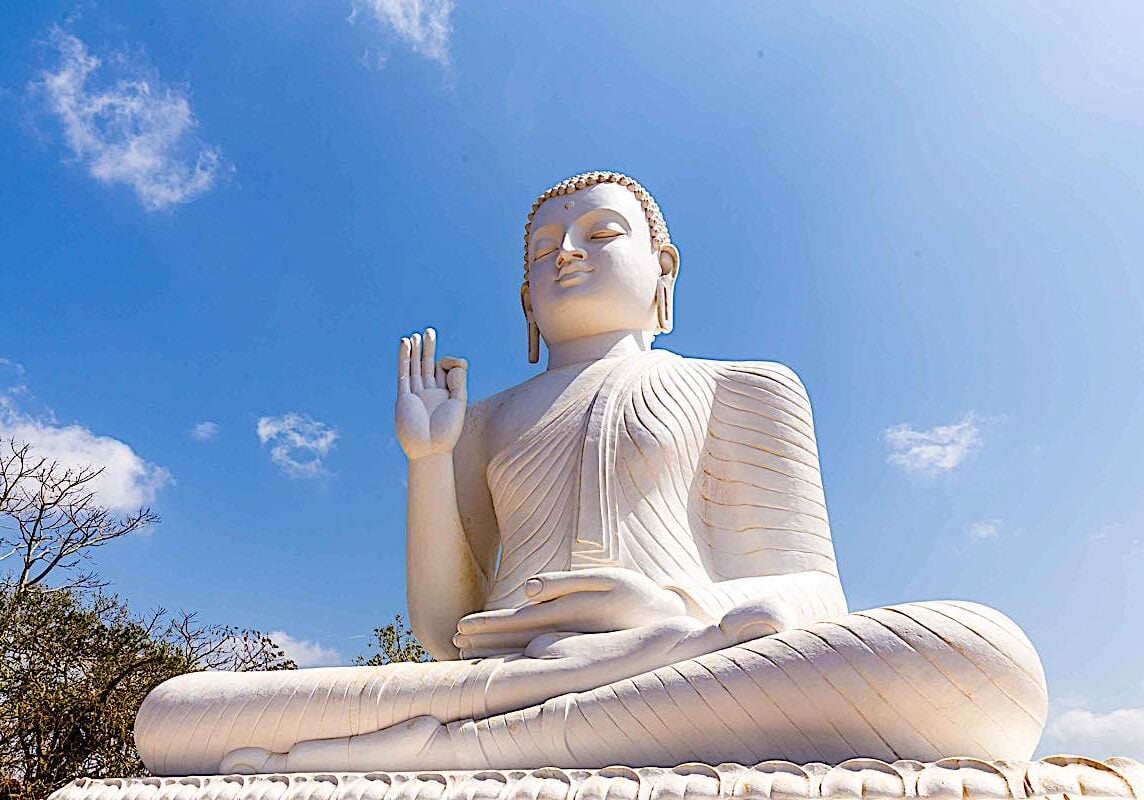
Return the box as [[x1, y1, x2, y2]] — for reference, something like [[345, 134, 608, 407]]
[[521, 283, 541, 364], [655, 277, 674, 333], [527, 319, 540, 363], [655, 244, 680, 334]]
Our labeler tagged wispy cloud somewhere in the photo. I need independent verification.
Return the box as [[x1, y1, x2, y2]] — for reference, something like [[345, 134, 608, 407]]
[[349, 0, 455, 66], [884, 414, 982, 475], [256, 412, 337, 478], [32, 27, 226, 212], [358, 48, 389, 72], [1042, 703, 1144, 759], [190, 421, 219, 442], [968, 519, 1001, 540], [0, 359, 26, 378], [269, 630, 343, 667], [1090, 522, 1122, 542], [0, 384, 170, 513]]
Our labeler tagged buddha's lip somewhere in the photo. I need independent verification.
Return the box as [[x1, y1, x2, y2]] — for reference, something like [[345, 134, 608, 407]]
[[556, 266, 594, 282]]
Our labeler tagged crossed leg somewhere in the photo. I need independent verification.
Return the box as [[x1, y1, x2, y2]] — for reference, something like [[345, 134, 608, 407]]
[[147, 601, 1044, 775]]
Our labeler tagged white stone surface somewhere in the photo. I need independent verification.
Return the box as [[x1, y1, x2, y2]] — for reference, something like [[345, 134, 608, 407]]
[[49, 758, 1144, 800], [133, 172, 1050, 776]]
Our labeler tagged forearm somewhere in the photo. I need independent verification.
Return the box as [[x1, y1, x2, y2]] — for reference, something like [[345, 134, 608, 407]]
[[666, 571, 847, 627], [406, 452, 488, 660]]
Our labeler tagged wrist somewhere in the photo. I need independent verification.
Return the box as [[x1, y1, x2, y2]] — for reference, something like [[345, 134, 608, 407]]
[[408, 450, 454, 465], [407, 451, 457, 488]]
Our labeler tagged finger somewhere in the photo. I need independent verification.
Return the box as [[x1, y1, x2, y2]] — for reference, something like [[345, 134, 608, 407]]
[[409, 333, 424, 393], [435, 364, 446, 388], [397, 338, 412, 396], [422, 327, 436, 387], [439, 356, 468, 403], [456, 607, 518, 635], [459, 645, 523, 660], [453, 629, 536, 653], [457, 593, 607, 635], [446, 363, 467, 403], [524, 570, 619, 602]]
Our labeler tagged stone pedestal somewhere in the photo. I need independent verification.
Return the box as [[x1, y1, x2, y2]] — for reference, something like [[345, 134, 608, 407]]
[[48, 757, 1143, 800]]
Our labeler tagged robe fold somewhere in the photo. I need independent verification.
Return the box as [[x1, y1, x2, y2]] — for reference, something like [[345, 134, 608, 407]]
[[485, 350, 845, 622]]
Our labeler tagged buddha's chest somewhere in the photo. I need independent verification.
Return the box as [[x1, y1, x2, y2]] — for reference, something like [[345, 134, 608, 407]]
[[486, 366, 708, 488], [482, 371, 590, 466], [485, 356, 713, 549]]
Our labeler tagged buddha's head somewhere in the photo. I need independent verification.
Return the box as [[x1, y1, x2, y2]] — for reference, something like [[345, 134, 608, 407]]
[[521, 171, 680, 363]]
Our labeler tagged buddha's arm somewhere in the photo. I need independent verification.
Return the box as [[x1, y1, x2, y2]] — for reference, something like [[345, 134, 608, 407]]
[[406, 400, 502, 660], [405, 468, 483, 660], [398, 331, 498, 660], [680, 360, 849, 628]]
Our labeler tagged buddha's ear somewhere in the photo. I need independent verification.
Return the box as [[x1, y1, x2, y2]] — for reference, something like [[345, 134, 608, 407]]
[[655, 244, 680, 334], [658, 244, 680, 281]]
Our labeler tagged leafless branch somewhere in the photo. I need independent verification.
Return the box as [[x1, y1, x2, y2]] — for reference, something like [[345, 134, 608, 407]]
[[0, 437, 159, 594]]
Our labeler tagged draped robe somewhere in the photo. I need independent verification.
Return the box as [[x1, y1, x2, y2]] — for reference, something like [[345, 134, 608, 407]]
[[483, 350, 847, 621], [135, 351, 1047, 775]]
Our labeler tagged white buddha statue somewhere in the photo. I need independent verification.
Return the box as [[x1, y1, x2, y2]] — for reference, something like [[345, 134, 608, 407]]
[[136, 172, 1048, 777]]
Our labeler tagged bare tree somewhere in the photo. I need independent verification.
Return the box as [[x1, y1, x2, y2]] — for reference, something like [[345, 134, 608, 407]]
[[166, 612, 296, 672], [0, 439, 158, 596], [0, 438, 296, 799]]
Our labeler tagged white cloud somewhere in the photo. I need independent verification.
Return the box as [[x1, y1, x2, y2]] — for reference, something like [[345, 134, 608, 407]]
[[1043, 704, 1144, 759], [190, 421, 219, 442], [256, 412, 337, 478], [0, 391, 171, 513], [968, 519, 1001, 540], [359, 48, 389, 72], [269, 630, 343, 667], [33, 27, 226, 212], [0, 358, 26, 377], [350, 0, 455, 65], [884, 414, 982, 475], [1090, 522, 1125, 543]]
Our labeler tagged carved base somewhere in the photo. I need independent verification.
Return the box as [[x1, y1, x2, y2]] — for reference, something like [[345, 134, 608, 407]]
[[48, 756, 1143, 800]]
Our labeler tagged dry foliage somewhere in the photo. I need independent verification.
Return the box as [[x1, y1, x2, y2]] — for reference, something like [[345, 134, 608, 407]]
[[355, 613, 430, 666], [0, 439, 296, 800]]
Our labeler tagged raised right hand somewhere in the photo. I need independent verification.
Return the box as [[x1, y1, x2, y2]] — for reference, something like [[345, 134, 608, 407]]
[[395, 328, 467, 460]]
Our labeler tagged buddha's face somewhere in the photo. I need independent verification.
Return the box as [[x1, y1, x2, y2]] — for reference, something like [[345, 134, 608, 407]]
[[526, 183, 677, 346]]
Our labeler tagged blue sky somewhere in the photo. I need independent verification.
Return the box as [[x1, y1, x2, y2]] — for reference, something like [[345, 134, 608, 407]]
[[2, 1, 1142, 759]]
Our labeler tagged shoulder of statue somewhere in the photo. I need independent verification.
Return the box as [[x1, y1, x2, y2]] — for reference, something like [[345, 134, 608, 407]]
[[663, 354, 810, 404], [721, 359, 807, 391], [467, 392, 497, 420], [459, 393, 498, 457]]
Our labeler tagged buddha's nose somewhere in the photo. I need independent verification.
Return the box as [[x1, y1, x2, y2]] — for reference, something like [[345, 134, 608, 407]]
[[556, 237, 586, 267]]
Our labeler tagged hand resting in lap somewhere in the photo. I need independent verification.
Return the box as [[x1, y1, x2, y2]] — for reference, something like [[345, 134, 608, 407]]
[[454, 567, 686, 658], [455, 566, 793, 663]]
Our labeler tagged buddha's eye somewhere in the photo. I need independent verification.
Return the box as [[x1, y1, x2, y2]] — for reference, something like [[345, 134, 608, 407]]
[[532, 244, 556, 261], [589, 224, 625, 241]]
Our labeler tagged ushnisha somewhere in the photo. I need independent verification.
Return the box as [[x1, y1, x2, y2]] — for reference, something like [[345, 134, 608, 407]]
[[136, 172, 1048, 775]]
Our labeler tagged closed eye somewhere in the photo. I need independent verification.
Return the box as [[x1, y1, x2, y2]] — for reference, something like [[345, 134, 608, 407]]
[[589, 225, 624, 241], [532, 245, 556, 261]]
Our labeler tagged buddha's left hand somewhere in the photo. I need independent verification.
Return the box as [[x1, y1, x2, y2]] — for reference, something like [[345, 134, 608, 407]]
[[454, 567, 687, 658]]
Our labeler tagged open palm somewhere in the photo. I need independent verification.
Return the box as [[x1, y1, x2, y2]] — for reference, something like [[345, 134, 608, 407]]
[[395, 328, 467, 460]]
